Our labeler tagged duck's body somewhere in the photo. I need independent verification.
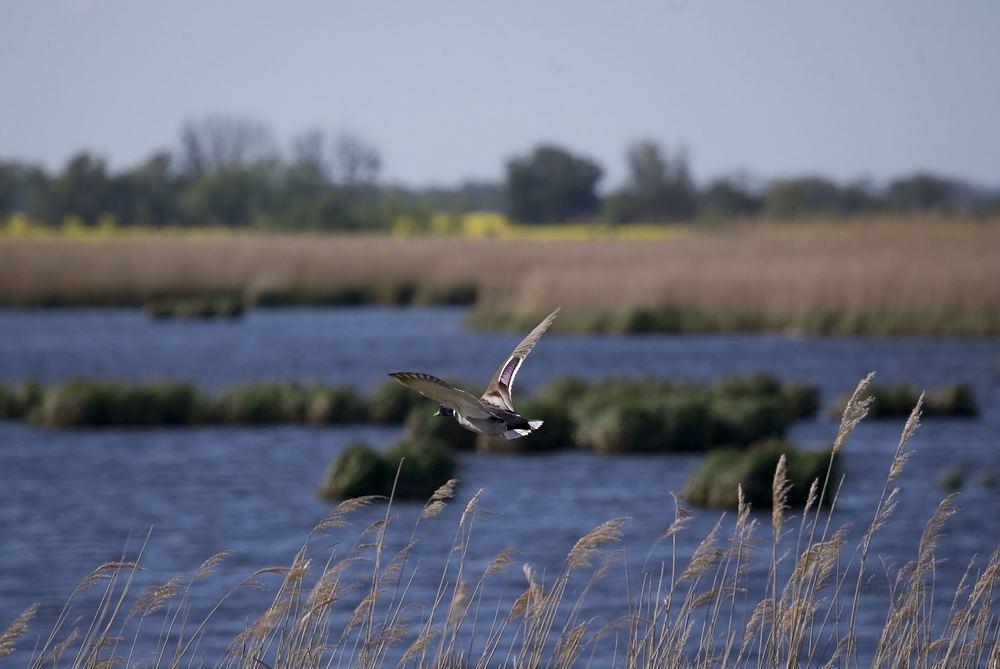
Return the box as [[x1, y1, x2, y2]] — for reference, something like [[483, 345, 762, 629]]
[[433, 399, 542, 439], [389, 307, 559, 441]]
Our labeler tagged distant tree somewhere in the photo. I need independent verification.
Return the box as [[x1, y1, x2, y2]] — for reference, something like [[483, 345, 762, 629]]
[[885, 172, 961, 212], [455, 180, 506, 211], [505, 144, 603, 223], [332, 131, 381, 190], [764, 176, 845, 219], [42, 152, 115, 224], [838, 179, 877, 216], [700, 174, 763, 220], [180, 164, 276, 226], [0, 161, 47, 216], [178, 115, 277, 178], [280, 128, 383, 230], [607, 140, 696, 223], [399, 180, 506, 213], [290, 128, 330, 182], [113, 151, 182, 225]]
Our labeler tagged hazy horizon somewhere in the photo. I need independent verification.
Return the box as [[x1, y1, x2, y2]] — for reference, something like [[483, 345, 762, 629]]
[[2, 1, 999, 188]]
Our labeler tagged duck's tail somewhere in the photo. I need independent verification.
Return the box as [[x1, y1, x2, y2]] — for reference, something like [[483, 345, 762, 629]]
[[503, 419, 544, 440]]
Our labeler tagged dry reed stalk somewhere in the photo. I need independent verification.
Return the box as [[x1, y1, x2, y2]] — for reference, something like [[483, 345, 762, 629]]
[[0, 603, 38, 658]]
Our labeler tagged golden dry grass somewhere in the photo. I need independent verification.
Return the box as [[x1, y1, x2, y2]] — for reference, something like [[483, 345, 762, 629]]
[[2, 216, 999, 334], [5, 376, 1000, 668]]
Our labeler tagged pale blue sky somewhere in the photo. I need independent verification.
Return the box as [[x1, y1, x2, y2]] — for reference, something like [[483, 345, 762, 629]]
[[1, 1, 998, 188]]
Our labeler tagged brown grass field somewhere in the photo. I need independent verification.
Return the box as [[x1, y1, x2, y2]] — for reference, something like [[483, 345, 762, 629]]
[[2, 216, 998, 335]]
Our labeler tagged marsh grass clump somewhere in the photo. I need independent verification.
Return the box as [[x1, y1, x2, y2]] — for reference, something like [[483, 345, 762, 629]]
[[486, 398, 574, 452], [937, 463, 968, 492], [0, 385, 13, 419], [706, 394, 790, 445], [404, 406, 477, 450], [709, 372, 820, 420], [833, 381, 979, 418], [685, 439, 833, 508], [576, 394, 712, 453], [533, 375, 592, 405], [778, 380, 822, 418], [321, 437, 456, 500], [382, 437, 456, 499], [367, 379, 428, 423], [0, 380, 43, 420], [144, 295, 244, 320], [305, 385, 370, 424], [30, 379, 204, 427], [320, 441, 392, 500], [245, 282, 477, 308], [2, 372, 820, 444], [215, 382, 311, 423], [924, 383, 979, 416], [570, 375, 808, 453], [215, 382, 368, 424], [411, 282, 477, 305]]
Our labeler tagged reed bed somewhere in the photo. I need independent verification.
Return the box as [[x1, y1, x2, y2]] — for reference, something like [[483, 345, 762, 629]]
[[0, 375, 824, 450], [2, 217, 999, 334], [3, 375, 999, 668]]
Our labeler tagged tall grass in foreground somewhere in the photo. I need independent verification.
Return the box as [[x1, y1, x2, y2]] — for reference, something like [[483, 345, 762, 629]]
[[3, 374, 999, 668]]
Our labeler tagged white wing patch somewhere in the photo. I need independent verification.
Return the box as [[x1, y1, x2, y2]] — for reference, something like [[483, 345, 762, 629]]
[[480, 307, 560, 411]]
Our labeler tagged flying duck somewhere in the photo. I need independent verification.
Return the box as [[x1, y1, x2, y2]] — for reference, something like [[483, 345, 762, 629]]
[[389, 307, 560, 440]]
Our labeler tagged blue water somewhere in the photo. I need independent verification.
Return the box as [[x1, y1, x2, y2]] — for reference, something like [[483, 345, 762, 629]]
[[0, 307, 998, 666]]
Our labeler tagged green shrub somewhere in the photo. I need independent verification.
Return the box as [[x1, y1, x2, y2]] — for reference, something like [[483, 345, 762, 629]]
[[367, 379, 427, 423], [710, 373, 820, 420], [976, 470, 998, 489], [780, 381, 821, 419], [371, 283, 417, 306], [140, 381, 202, 424], [611, 306, 683, 334], [686, 440, 833, 509], [0, 380, 42, 419], [216, 382, 309, 423], [306, 385, 369, 424], [711, 372, 782, 397], [533, 376, 592, 405], [144, 297, 244, 320], [412, 283, 478, 306], [383, 438, 456, 499], [405, 407, 477, 450], [517, 399, 575, 450], [567, 376, 682, 427], [473, 398, 575, 453], [708, 395, 790, 445], [937, 463, 967, 492], [31, 379, 203, 427], [320, 441, 392, 500], [924, 384, 978, 417], [832, 382, 978, 418], [576, 394, 710, 453]]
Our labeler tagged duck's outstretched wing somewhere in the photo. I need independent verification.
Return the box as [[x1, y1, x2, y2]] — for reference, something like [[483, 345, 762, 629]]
[[480, 307, 560, 411], [389, 372, 492, 419]]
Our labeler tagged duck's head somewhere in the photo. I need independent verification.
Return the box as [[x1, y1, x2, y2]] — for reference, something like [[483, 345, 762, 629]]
[[434, 405, 455, 417]]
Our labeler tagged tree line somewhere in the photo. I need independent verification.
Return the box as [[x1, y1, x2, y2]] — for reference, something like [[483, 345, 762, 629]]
[[1, 114, 997, 231]]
